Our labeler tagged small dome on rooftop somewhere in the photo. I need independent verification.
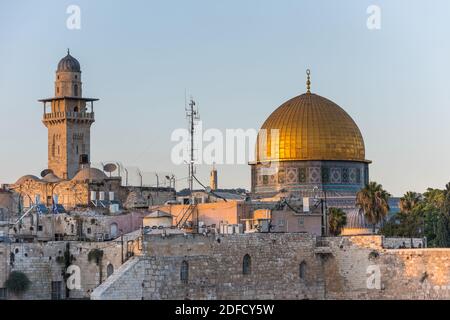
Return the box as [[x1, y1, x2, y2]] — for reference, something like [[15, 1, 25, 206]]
[[72, 168, 107, 182], [57, 50, 81, 72], [15, 175, 41, 185], [42, 173, 62, 183]]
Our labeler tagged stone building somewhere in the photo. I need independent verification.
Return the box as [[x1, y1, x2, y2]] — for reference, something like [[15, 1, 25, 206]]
[[0, 231, 141, 300], [7, 52, 175, 213], [251, 71, 370, 199], [7, 209, 150, 243], [10, 170, 174, 211], [39, 50, 97, 180]]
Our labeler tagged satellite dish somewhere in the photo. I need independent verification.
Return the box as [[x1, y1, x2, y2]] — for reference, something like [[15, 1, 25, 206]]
[[40, 169, 54, 178], [103, 163, 117, 173]]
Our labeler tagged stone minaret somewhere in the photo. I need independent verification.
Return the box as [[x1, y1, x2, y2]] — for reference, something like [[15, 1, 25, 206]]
[[39, 50, 98, 179]]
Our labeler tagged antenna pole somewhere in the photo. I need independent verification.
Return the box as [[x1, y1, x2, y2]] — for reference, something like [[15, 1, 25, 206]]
[[186, 98, 198, 203], [189, 99, 195, 196]]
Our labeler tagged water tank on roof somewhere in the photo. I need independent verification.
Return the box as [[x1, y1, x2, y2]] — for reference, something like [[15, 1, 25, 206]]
[[110, 204, 119, 214]]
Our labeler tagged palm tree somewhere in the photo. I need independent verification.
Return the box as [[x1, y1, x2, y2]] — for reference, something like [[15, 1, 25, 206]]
[[356, 182, 391, 233], [328, 208, 347, 236], [442, 183, 450, 214], [399, 191, 422, 214]]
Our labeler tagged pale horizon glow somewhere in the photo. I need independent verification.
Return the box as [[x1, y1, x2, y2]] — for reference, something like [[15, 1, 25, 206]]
[[1, 0, 450, 197]]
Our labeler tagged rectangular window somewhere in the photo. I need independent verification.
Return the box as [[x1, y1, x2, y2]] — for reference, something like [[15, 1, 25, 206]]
[[298, 217, 304, 226], [87, 228, 92, 234], [38, 225, 43, 232], [51, 281, 62, 300], [262, 175, 269, 185], [277, 219, 285, 226]]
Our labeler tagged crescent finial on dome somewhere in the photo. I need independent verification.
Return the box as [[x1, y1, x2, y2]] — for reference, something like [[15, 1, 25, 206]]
[[306, 69, 311, 93]]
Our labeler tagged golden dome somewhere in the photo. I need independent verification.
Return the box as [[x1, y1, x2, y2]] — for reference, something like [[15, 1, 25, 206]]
[[257, 93, 367, 163]]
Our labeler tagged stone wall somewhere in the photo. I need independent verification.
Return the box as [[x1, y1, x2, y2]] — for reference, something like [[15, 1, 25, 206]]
[[92, 234, 450, 300], [324, 236, 450, 299], [91, 257, 145, 300], [94, 233, 325, 300], [382, 237, 426, 249], [0, 233, 141, 300]]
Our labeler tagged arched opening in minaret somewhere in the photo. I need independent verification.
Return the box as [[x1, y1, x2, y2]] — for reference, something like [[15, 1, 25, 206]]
[[52, 135, 56, 157], [74, 84, 78, 97]]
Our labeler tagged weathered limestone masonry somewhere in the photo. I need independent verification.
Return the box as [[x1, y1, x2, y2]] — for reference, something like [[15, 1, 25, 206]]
[[92, 234, 450, 300], [93, 233, 326, 300], [325, 236, 450, 299], [0, 236, 141, 299]]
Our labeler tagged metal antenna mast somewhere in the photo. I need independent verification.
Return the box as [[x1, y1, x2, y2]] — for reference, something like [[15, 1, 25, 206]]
[[186, 97, 199, 201]]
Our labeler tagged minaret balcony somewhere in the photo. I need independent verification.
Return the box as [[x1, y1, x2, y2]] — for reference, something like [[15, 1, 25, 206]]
[[43, 111, 95, 122]]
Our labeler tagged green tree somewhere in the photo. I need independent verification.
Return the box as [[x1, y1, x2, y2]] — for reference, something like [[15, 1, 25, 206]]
[[328, 208, 347, 236], [399, 191, 422, 214], [5, 271, 31, 297], [433, 183, 450, 247], [356, 181, 391, 233], [435, 213, 449, 247]]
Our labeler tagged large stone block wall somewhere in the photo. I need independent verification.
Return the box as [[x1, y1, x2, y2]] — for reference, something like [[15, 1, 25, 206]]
[[324, 237, 450, 299], [0, 237, 138, 299], [92, 234, 450, 300], [95, 233, 326, 300]]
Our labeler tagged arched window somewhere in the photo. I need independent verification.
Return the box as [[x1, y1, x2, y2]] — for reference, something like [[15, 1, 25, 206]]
[[180, 260, 189, 283], [74, 84, 78, 96], [107, 264, 114, 278], [299, 261, 307, 280], [243, 254, 251, 275], [74, 106, 79, 113]]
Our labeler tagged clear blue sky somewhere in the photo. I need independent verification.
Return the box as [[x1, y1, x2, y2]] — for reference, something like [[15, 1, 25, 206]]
[[1, 0, 450, 196]]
